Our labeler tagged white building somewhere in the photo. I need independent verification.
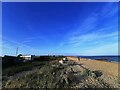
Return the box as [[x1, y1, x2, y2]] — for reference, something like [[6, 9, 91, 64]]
[[20, 55, 35, 61]]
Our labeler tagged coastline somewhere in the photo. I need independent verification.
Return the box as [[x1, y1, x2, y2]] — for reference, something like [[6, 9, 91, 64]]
[[67, 56, 119, 77]]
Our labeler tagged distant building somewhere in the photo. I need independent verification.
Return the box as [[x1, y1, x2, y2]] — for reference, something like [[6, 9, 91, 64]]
[[20, 55, 35, 61]]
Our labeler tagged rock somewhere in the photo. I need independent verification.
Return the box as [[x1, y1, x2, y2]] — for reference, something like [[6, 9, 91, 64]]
[[84, 85, 88, 88], [6, 80, 11, 86], [52, 72, 55, 75], [44, 75, 47, 77], [91, 72, 96, 78]]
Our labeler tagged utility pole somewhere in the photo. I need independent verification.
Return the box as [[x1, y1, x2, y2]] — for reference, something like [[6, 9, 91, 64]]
[[16, 47, 18, 56]]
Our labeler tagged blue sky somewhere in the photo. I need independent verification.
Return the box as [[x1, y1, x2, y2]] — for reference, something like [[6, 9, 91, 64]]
[[2, 2, 118, 56]]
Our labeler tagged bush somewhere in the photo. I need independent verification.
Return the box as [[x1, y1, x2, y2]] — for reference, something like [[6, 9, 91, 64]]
[[83, 69, 102, 78], [83, 69, 93, 77]]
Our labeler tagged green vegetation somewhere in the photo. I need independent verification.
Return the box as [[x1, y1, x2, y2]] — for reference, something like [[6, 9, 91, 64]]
[[2, 56, 67, 88], [83, 69, 93, 77], [3, 59, 66, 88], [3, 61, 45, 76], [2, 56, 64, 76], [83, 69, 102, 79]]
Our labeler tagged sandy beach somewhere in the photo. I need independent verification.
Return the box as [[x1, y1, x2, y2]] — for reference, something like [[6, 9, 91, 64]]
[[67, 56, 120, 88], [67, 56, 119, 77]]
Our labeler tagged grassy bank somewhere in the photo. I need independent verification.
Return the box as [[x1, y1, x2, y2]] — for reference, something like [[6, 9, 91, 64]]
[[2, 56, 64, 76]]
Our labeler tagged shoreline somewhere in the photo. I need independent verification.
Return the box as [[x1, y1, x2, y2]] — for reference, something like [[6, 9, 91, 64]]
[[76, 56, 120, 63], [67, 56, 119, 78]]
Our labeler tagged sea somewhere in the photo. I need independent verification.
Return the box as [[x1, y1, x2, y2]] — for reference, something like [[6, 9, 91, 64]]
[[78, 56, 120, 62]]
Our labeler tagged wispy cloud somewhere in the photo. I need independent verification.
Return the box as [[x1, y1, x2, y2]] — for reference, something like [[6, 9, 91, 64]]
[[68, 13, 98, 37], [55, 3, 118, 55], [81, 43, 118, 55], [22, 36, 53, 47], [101, 3, 118, 18], [68, 3, 118, 38], [69, 31, 117, 47], [2, 37, 42, 56], [2, 2, 118, 56], [22, 36, 44, 43]]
